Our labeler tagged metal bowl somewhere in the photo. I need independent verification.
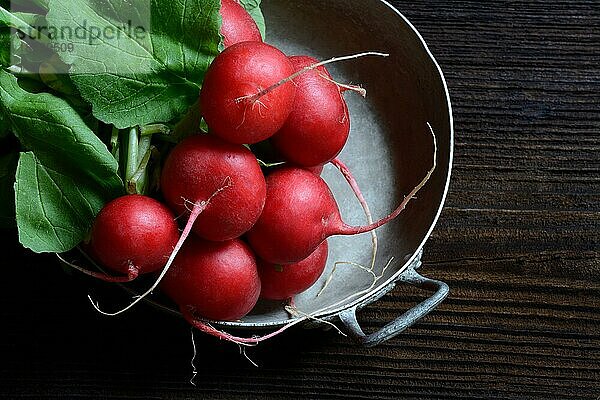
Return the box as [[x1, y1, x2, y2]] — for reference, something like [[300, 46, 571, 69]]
[[67, 0, 453, 347], [159, 0, 453, 346]]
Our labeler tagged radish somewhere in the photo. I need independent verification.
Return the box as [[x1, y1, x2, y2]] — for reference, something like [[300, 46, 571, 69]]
[[161, 237, 304, 346], [247, 129, 436, 264], [220, 0, 263, 48], [86, 195, 179, 282], [161, 236, 261, 321], [200, 41, 296, 145], [160, 134, 266, 242], [246, 167, 343, 264], [258, 240, 328, 301], [270, 56, 350, 167]]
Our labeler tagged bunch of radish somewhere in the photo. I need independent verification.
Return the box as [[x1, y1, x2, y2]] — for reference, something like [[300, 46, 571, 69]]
[[81, 0, 434, 343]]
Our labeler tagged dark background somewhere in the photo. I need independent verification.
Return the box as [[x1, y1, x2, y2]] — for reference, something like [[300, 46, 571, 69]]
[[2, 1, 599, 399]]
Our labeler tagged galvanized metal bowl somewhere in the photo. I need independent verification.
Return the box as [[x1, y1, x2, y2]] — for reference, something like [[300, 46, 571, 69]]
[[150, 0, 453, 346], [64, 0, 453, 347]]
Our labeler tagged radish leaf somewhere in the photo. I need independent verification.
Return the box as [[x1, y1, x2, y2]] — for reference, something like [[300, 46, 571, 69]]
[[239, 0, 265, 39], [15, 152, 111, 252], [46, 0, 221, 129], [0, 70, 123, 252], [0, 28, 9, 69], [0, 151, 17, 229], [0, 30, 7, 136]]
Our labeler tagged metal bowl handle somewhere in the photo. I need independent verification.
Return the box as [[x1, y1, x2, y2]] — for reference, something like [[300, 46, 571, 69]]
[[338, 266, 449, 347]]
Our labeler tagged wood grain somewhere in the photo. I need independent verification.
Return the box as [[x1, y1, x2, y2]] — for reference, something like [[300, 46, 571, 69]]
[[1, 0, 599, 399]]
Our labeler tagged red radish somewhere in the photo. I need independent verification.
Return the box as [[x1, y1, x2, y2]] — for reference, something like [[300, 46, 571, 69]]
[[200, 41, 296, 145], [247, 132, 436, 264], [271, 56, 350, 167], [258, 240, 328, 300], [161, 237, 261, 321], [246, 167, 340, 264], [87, 195, 179, 281], [161, 134, 266, 242], [220, 0, 262, 47]]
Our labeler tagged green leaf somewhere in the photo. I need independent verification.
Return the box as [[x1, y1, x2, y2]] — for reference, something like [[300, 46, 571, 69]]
[[0, 151, 17, 229], [15, 152, 110, 252], [0, 29, 7, 137], [0, 5, 49, 43], [0, 7, 49, 73], [46, 0, 222, 129], [239, 0, 265, 39], [0, 26, 24, 73], [11, 11, 43, 27], [0, 5, 15, 27], [0, 70, 123, 252], [0, 29, 8, 137], [38, 54, 93, 113], [0, 27, 9, 68]]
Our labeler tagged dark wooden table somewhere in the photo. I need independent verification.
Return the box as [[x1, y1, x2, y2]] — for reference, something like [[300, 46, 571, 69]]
[[2, 1, 599, 399]]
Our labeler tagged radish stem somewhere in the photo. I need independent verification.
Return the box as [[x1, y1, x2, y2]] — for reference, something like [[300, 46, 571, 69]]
[[139, 124, 171, 136], [57, 254, 139, 283], [331, 157, 378, 270], [236, 51, 389, 105], [337, 123, 437, 235], [127, 145, 153, 194], [124, 127, 138, 182], [110, 127, 119, 158], [181, 307, 304, 346]]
